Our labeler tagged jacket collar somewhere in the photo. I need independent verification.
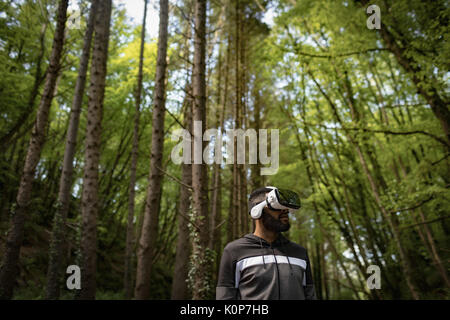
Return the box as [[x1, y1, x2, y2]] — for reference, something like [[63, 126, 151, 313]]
[[244, 233, 289, 247]]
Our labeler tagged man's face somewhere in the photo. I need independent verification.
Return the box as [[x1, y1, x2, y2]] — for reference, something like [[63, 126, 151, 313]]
[[261, 206, 290, 233]]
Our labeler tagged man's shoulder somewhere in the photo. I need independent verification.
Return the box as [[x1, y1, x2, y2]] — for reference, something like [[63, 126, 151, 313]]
[[222, 234, 259, 261], [223, 236, 250, 251]]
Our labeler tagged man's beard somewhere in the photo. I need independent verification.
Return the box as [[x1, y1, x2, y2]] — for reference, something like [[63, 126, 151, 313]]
[[261, 210, 290, 233]]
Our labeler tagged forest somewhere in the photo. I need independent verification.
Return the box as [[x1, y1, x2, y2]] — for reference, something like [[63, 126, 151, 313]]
[[0, 0, 449, 300]]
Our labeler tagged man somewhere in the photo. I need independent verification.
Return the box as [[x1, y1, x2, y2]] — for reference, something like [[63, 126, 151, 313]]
[[216, 187, 316, 300]]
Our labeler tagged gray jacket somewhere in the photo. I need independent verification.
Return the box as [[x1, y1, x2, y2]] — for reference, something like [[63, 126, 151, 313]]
[[216, 233, 316, 300]]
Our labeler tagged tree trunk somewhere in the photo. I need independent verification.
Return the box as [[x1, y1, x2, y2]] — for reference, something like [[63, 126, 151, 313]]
[[46, 0, 98, 300], [78, 0, 112, 300], [239, 6, 248, 236], [223, 35, 235, 243], [124, 0, 148, 300], [321, 242, 329, 300], [226, 175, 235, 242], [171, 87, 193, 300], [209, 43, 224, 282], [250, 85, 262, 190], [190, 0, 210, 300], [134, 0, 169, 300], [0, 0, 69, 300], [208, 44, 222, 251], [314, 242, 323, 300]]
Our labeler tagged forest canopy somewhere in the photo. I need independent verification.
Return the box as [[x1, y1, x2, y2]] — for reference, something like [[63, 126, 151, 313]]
[[0, 0, 449, 300]]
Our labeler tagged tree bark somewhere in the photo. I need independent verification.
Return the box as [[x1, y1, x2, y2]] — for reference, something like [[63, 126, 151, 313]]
[[190, 0, 210, 300], [0, 0, 69, 300], [46, 0, 98, 300], [209, 41, 224, 282], [223, 35, 235, 243], [314, 242, 323, 300], [250, 85, 262, 190], [320, 242, 329, 300], [124, 0, 148, 300], [238, 5, 248, 235], [208, 44, 223, 251], [171, 86, 193, 300], [134, 0, 169, 300], [78, 0, 112, 300]]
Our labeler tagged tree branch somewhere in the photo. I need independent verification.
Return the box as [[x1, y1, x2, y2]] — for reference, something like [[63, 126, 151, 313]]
[[155, 165, 192, 190], [389, 196, 434, 214], [399, 215, 450, 230], [282, 25, 388, 59], [302, 121, 450, 149]]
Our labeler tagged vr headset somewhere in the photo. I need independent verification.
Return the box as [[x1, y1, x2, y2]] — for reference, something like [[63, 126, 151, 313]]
[[249, 186, 301, 219]]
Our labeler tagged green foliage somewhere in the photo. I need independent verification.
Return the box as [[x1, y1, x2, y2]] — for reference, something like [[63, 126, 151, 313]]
[[0, 0, 448, 301]]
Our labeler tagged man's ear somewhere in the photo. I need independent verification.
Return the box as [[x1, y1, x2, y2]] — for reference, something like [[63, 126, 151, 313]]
[[250, 201, 266, 219]]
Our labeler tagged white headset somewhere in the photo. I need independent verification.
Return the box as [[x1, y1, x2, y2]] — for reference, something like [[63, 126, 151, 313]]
[[249, 186, 298, 219]]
